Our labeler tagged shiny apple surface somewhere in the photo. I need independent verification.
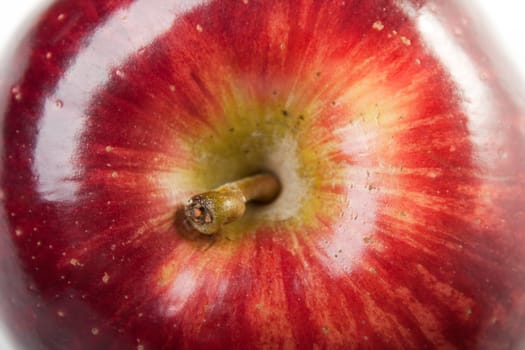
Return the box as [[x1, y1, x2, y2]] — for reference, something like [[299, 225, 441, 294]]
[[1, 0, 524, 349]]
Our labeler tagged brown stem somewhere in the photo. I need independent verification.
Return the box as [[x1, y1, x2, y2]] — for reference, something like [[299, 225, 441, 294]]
[[184, 173, 281, 234]]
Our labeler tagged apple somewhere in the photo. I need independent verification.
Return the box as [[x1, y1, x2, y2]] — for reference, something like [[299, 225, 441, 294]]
[[1, 0, 525, 349]]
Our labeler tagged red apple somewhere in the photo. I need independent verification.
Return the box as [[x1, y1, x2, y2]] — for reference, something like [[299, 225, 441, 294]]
[[1, 0, 525, 349]]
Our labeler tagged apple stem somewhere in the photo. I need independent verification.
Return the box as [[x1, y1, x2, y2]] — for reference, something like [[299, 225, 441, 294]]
[[184, 173, 281, 234]]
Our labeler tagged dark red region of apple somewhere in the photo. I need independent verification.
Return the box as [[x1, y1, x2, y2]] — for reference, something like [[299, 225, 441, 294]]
[[1, 0, 525, 349]]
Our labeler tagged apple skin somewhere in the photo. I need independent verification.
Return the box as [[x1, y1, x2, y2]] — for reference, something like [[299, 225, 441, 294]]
[[0, 0, 524, 349]]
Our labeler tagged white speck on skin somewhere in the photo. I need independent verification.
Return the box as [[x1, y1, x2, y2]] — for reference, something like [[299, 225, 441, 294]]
[[57, 13, 66, 21], [372, 21, 384, 31], [45, 52, 53, 59], [111, 171, 118, 178], [12, 86, 22, 101], [138, 346, 145, 350], [57, 310, 65, 317], [15, 228, 23, 237], [102, 272, 110, 284], [105, 145, 113, 152], [91, 327, 99, 335], [70, 258, 81, 266], [55, 100, 64, 108], [415, 58, 421, 65], [400, 36, 411, 46], [196, 24, 203, 32]]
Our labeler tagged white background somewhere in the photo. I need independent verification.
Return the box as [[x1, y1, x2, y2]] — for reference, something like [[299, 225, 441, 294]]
[[0, 1, 524, 349]]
